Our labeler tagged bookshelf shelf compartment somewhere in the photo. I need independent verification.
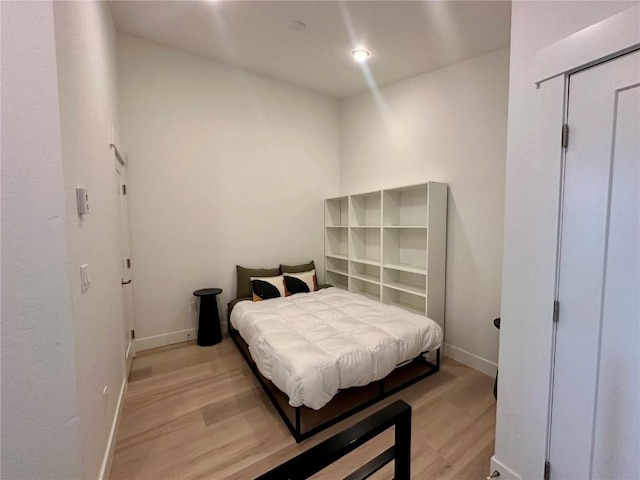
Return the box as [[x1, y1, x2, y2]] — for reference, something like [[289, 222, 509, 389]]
[[350, 191, 381, 227], [383, 287, 426, 316], [325, 227, 348, 258], [326, 270, 348, 290], [382, 263, 427, 275], [383, 185, 429, 227], [326, 254, 349, 261], [325, 197, 349, 227], [383, 268, 427, 297], [351, 227, 381, 264], [351, 261, 381, 285], [383, 228, 427, 272], [326, 256, 348, 276], [350, 277, 381, 301]]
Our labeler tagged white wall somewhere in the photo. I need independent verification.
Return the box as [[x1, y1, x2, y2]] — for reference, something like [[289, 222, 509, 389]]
[[53, 1, 127, 478], [0, 2, 85, 478], [340, 48, 509, 375], [117, 34, 340, 347], [495, 2, 639, 479]]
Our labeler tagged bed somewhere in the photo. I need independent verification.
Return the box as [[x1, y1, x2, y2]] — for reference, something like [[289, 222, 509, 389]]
[[229, 285, 442, 442]]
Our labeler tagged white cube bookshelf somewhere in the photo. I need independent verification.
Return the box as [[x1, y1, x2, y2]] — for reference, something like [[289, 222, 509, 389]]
[[324, 182, 447, 330]]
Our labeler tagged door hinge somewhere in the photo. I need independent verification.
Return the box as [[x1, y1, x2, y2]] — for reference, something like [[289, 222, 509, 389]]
[[544, 461, 550, 480], [126, 258, 131, 269], [122, 184, 127, 195], [131, 329, 135, 340], [553, 300, 560, 323], [561, 124, 569, 148]]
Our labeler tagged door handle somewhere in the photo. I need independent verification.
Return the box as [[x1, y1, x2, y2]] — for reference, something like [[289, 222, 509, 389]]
[[121, 279, 132, 285]]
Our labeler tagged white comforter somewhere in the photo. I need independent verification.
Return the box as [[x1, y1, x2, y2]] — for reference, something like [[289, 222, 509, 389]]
[[230, 287, 443, 410]]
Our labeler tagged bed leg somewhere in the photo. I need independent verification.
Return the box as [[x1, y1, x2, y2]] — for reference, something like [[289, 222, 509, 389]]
[[295, 407, 301, 441], [436, 349, 441, 370]]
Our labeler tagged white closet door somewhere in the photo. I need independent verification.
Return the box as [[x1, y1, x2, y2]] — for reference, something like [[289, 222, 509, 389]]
[[116, 160, 135, 376], [549, 50, 639, 479]]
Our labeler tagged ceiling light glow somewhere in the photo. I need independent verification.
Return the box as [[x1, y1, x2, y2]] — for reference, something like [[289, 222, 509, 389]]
[[351, 49, 370, 62]]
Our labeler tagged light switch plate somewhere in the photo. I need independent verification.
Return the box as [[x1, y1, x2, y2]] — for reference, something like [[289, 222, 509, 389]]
[[80, 264, 90, 292], [76, 188, 90, 215]]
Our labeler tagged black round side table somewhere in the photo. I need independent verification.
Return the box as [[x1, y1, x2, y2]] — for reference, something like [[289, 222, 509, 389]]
[[193, 288, 223, 346]]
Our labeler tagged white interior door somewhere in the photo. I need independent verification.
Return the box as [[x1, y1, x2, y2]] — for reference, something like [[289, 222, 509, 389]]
[[115, 158, 135, 376], [549, 50, 639, 479]]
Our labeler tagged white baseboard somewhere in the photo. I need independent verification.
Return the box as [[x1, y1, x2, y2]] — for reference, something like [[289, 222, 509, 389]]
[[134, 328, 197, 352], [98, 377, 127, 480], [444, 343, 498, 377], [125, 340, 134, 360], [490, 456, 522, 480]]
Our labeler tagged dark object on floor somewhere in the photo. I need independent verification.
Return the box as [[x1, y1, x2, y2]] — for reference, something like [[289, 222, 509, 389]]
[[494, 317, 501, 399], [257, 400, 412, 480], [230, 326, 439, 443], [193, 288, 223, 346]]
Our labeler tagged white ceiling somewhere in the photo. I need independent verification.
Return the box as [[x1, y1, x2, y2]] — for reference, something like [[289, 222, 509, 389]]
[[108, 1, 511, 99]]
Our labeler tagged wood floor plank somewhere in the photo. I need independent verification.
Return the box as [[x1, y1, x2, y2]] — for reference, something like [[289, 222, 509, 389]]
[[110, 338, 496, 479]]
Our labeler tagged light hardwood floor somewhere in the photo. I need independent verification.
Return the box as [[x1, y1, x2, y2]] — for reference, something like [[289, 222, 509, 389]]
[[110, 338, 496, 479]]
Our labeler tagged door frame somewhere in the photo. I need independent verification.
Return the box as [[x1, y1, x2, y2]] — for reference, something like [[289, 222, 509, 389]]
[[491, 6, 640, 479], [534, 5, 640, 86], [112, 143, 136, 372]]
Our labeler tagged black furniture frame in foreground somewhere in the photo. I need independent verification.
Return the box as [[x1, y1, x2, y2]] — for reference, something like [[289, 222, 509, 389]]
[[229, 327, 439, 443], [257, 399, 412, 480]]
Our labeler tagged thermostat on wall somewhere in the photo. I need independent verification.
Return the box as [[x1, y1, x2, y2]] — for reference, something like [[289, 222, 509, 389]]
[[76, 188, 90, 215]]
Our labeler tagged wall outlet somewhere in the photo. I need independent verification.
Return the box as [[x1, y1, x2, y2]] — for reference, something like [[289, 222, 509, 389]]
[[189, 300, 198, 312], [80, 264, 90, 292]]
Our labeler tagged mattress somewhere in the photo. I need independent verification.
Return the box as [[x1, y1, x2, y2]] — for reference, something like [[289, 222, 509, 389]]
[[230, 287, 443, 410]]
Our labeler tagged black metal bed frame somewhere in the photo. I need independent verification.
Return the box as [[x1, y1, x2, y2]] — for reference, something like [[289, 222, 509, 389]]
[[257, 399, 413, 480], [229, 327, 440, 443]]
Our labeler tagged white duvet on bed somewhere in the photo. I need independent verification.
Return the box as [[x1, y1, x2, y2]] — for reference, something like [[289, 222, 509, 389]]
[[230, 287, 443, 410]]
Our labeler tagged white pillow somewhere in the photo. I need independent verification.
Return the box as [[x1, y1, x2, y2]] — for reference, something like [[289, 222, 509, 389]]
[[283, 269, 317, 294], [250, 275, 287, 301]]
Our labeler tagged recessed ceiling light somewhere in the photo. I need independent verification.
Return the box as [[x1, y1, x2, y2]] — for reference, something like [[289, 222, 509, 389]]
[[351, 49, 370, 63]]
